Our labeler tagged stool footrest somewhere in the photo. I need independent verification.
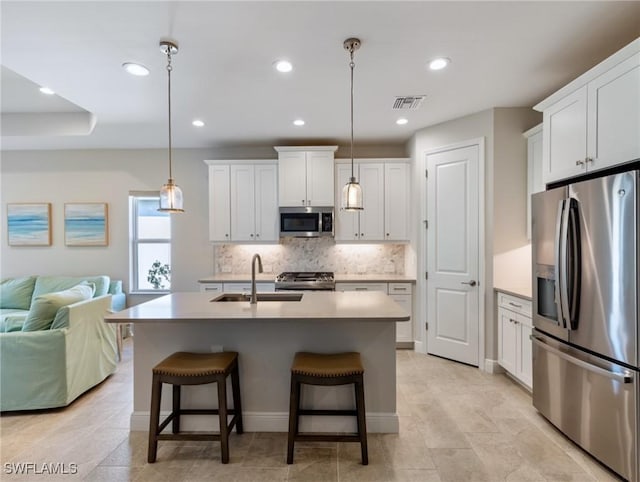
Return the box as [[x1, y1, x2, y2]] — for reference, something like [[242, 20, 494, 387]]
[[293, 433, 361, 443], [298, 409, 357, 416], [157, 433, 221, 442]]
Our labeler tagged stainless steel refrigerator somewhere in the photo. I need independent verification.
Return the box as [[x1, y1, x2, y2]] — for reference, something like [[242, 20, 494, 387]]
[[532, 169, 638, 481]]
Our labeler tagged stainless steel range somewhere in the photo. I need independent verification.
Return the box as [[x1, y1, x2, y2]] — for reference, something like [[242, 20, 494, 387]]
[[275, 272, 335, 291]]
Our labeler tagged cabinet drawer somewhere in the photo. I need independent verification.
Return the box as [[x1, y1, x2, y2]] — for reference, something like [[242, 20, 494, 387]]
[[223, 282, 275, 293], [388, 283, 412, 295], [199, 283, 223, 293], [336, 283, 388, 293], [497, 292, 532, 317]]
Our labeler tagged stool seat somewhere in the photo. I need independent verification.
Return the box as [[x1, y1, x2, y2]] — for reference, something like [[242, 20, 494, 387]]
[[287, 351, 368, 465], [153, 351, 238, 377], [291, 352, 364, 377], [148, 351, 243, 464]]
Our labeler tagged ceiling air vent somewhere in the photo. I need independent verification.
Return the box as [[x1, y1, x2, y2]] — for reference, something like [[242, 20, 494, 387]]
[[393, 95, 425, 110]]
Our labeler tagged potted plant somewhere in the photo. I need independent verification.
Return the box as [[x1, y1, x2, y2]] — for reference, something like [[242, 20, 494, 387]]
[[147, 261, 171, 289]]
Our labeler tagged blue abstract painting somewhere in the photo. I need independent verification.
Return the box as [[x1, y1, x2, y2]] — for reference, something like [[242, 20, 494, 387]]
[[7, 203, 52, 246], [65, 203, 108, 246]]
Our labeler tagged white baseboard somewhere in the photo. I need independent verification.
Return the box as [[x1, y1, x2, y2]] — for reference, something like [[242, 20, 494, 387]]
[[131, 411, 399, 434], [484, 358, 504, 374]]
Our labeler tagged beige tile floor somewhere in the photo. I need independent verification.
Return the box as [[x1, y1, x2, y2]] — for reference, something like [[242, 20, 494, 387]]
[[0, 339, 623, 482]]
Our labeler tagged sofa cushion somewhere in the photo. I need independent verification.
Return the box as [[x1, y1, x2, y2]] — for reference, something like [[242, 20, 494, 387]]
[[0, 314, 27, 333], [22, 283, 95, 332], [1, 276, 37, 310], [32, 275, 109, 300]]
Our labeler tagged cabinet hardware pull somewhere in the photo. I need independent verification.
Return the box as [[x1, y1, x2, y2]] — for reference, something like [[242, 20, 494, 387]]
[[360, 233, 364, 236], [302, 200, 305, 205], [386, 233, 390, 237], [585, 157, 594, 163], [508, 302, 522, 308], [250, 234, 254, 237], [576, 160, 584, 166], [355, 287, 367, 291]]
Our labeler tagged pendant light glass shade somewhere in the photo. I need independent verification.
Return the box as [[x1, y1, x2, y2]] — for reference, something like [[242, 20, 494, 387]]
[[341, 37, 363, 211], [342, 177, 363, 211], [158, 40, 184, 213], [159, 179, 184, 213]]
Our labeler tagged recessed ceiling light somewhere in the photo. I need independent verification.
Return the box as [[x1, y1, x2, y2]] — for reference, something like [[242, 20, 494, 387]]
[[274, 60, 293, 73], [39, 87, 55, 95], [429, 57, 450, 71], [293, 119, 305, 126], [396, 118, 408, 125], [192, 120, 205, 127], [122, 62, 150, 76]]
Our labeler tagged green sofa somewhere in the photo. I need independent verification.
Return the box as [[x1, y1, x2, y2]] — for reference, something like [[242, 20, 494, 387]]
[[0, 275, 125, 412]]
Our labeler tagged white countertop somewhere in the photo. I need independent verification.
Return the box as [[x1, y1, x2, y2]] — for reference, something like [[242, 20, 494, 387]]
[[105, 291, 411, 323], [198, 274, 416, 283], [494, 286, 532, 300]]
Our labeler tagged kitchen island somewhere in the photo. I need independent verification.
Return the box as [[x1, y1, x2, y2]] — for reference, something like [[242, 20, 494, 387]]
[[105, 291, 410, 433]]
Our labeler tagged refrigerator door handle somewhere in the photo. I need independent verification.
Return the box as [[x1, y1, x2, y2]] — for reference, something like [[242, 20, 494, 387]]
[[531, 335, 633, 383], [555, 199, 569, 328], [566, 198, 581, 329]]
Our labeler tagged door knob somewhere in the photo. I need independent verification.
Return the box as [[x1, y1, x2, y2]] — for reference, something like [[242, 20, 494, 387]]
[[461, 280, 477, 286]]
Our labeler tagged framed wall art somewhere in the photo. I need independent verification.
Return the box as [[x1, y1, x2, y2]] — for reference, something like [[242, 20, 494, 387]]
[[64, 203, 108, 246], [7, 203, 52, 246]]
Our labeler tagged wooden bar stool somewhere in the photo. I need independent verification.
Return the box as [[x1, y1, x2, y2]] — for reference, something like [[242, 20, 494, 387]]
[[147, 351, 243, 464], [287, 351, 368, 465]]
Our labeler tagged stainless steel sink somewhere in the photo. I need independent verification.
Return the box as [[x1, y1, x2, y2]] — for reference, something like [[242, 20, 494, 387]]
[[212, 292, 303, 302]]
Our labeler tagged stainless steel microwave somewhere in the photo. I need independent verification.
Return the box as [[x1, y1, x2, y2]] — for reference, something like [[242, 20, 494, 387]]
[[279, 207, 334, 237]]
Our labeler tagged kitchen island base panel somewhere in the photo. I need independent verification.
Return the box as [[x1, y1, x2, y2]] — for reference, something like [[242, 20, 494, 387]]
[[131, 321, 398, 434]]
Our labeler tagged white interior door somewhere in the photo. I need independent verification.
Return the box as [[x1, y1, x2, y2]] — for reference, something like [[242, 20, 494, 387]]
[[426, 144, 480, 366]]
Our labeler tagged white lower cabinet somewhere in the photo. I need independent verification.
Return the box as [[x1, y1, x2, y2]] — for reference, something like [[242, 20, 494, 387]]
[[199, 282, 223, 293], [223, 282, 275, 293], [497, 291, 532, 389], [336, 281, 413, 345], [199, 282, 275, 293]]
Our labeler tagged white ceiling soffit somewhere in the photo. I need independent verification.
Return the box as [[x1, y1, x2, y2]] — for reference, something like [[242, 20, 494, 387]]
[[1, 66, 95, 137], [1, 1, 640, 151]]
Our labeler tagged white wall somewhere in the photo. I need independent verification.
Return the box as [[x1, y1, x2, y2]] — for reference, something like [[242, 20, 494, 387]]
[[407, 107, 541, 362], [1, 143, 406, 306], [408, 109, 494, 357]]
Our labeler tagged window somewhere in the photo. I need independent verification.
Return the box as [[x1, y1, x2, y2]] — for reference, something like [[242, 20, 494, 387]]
[[130, 193, 171, 293]]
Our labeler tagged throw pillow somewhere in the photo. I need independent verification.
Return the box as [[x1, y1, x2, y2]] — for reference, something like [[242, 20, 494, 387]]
[[31, 275, 109, 300], [22, 283, 94, 332], [0, 276, 36, 310]]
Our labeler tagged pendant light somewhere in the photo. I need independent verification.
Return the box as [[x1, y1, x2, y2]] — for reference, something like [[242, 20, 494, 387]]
[[158, 40, 184, 213], [341, 37, 363, 211]]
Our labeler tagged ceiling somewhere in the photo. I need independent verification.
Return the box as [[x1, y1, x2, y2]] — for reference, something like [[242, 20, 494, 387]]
[[1, 1, 639, 151]]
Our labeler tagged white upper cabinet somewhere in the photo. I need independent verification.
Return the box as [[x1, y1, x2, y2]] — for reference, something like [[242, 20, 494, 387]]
[[275, 146, 337, 207], [358, 163, 385, 240], [536, 38, 640, 185], [542, 87, 588, 183], [587, 52, 640, 171], [208, 165, 231, 242], [335, 159, 410, 242], [205, 160, 278, 243], [254, 165, 279, 241], [384, 163, 410, 241], [525, 124, 543, 240]]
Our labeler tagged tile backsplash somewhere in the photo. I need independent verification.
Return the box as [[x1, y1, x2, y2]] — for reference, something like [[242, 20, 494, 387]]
[[214, 238, 405, 274]]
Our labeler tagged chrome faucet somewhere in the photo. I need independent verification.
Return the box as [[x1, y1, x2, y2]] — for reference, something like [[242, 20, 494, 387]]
[[250, 254, 263, 304]]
